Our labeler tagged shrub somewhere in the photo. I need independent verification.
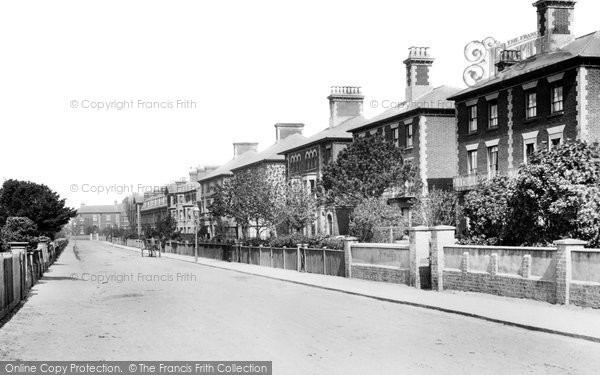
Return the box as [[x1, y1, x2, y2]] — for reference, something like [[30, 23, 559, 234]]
[[412, 188, 462, 227], [349, 197, 406, 242]]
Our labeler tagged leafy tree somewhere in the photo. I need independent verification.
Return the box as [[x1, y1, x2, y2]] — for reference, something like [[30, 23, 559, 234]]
[[507, 140, 600, 247], [156, 215, 178, 240], [349, 197, 406, 242], [321, 136, 417, 207], [0, 217, 39, 244], [0, 179, 77, 239], [276, 181, 318, 234], [462, 141, 600, 247]]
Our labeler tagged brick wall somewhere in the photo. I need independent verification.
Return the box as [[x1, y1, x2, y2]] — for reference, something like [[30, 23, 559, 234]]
[[586, 67, 600, 142], [570, 283, 600, 308], [351, 265, 410, 285], [443, 270, 556, 303], [425, 116, 458, 179]]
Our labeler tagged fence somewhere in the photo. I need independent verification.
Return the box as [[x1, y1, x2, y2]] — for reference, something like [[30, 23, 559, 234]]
[[234, 245, 345, 277], [1, 239, 68, 321]]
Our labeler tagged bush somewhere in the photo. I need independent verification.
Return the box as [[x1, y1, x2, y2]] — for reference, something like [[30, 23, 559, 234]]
[[412, 188, 462, 227], [349, 197, 406, 242], [265, 233, 344, 250]]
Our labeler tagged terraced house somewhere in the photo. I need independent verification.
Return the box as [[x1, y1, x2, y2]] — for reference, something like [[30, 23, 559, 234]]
[[197, 142, 258, 238], [230, 123, 306, 238], [349, 47, 459, 208], [449, 0, 600, 192], [279, 86, 365, 236]]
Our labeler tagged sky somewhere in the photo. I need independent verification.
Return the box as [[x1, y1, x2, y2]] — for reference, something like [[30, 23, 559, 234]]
[[0, 0, 598, 208]]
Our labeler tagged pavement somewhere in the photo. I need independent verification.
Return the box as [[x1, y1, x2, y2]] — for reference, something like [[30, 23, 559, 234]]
[[110, 241, 600, 343], [1, 240, 600, 374]]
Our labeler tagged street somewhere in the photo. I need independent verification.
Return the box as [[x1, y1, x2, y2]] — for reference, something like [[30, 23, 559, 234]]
[[1, 241, 599, 374]]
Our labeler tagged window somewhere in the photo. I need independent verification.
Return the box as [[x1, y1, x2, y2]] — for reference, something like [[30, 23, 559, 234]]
[[488, 102, 498, 128], [467, 150, 478, 175], [552, 86, 563, 113], [547, 125, 565, 149], [406, 123, 413, 148], [324, 147, 332, 165], [393, 128, 399, 148], [487, 146, 498, 177], [525, 143, 536, 164], [526, 92, 537, 118], [550, 137, 561, 149], [468, 105, 478, 132]]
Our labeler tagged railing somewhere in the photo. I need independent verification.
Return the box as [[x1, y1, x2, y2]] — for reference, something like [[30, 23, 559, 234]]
[[453, 170, 519, 191]]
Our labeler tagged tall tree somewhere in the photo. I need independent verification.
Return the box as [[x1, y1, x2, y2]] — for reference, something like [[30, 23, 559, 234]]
[[0, 179, 77, 239], [321, 136, 417, 207], [275, 181, 318, 233]]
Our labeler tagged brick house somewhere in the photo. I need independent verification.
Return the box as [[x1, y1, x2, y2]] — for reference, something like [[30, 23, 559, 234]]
[[165, 179, 200, 234], [197, 143, 259, 238], [75, 203, 125, 234], [230, 123, 306, 238], [279, 86, 365, 236], [449, 0, 600, 192], [349, 47, 459, 207]]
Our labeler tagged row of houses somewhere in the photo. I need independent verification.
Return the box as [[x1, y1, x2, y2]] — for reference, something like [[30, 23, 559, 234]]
[[76, 0, 600, 239]]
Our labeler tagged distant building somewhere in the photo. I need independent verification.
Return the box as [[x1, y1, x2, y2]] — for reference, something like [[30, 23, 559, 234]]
[[165, 179, 200, 234], [279, 86, 365, 236], [349, 47, 459, 214], [449, 0, 600, 192], [75, 202, 125, 234], [140, 190, 168, 231], [122, 193, 144, 236], [198, 143, 259, 238]]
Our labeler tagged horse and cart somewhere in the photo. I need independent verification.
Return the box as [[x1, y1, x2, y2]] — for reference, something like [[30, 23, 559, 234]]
[[140, 238, 162, 258]]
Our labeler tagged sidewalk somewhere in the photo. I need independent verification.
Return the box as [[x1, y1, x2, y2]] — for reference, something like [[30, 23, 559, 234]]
[[107, 242, 600, 343]]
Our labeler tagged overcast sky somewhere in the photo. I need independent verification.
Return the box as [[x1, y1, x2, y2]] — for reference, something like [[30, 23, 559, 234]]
[[0, 0, 598, 208]]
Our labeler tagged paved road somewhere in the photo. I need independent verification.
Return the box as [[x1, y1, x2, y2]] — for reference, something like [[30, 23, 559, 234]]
[[1, 241, 599, 374]]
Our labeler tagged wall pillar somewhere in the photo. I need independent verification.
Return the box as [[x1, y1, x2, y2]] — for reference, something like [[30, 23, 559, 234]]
[[430, 226, 456, 291], [343, 237, 358, 278], [409, 226, 431, 289], [554, 239, 586, 305]]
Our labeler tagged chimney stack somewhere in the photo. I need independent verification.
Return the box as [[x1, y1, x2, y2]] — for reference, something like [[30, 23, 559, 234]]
[[327, 86, 364, 128], [233, 142, 258, 158], [274, 123, 304, 141], [404, 47, 434, 103], [534, 0, 576, 54], [496, 50, 522, 72]]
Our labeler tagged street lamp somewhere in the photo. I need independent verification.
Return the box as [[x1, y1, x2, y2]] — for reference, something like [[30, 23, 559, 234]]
[[193, 206, 200, 263]]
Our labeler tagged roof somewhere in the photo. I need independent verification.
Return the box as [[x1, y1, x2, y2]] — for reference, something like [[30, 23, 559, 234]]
[[231, 133, 307, 171], [449, 31, 600, 101], [165, 181, 199, 194], [198, 150, 258, 183], [350, 86, 460, 133], [77, 205, 121, 214], [278, 116, 366, 155]]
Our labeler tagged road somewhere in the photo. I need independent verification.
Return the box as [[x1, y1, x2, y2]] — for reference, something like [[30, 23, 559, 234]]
[[1, 240, 599, 374]]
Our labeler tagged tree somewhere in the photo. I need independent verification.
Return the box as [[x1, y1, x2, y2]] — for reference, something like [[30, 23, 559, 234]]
[[0, 217, 39, 243], [321, 136, 417, 207], [412, 188, 462, 227], [0, 179, 77, 239], [275, 181, 318, 233], [209, 167, 284, 238], [156, 215, 178, 240], [507, 140, 600, 247], [349, 197, 406, 242], [462, 141, 600, 247]]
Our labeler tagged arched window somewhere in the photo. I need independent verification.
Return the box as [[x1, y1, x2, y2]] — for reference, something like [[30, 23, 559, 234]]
[[327, 214, 333, 236]]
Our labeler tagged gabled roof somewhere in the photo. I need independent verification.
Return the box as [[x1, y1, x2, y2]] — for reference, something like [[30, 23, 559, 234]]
[[449, 31, 600, 101], [350, 86, 459, 133], [231, 133, 307, 171], [278, 116, 365, 155], [198, 150, 258, 183], [78, 205, 121, 214]]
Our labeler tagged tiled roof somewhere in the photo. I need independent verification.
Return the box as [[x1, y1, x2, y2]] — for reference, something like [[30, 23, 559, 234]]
[[165, 181, 199, 194], [449, 31, 600, 100], [198, 150, 258, 182], [350, 86, 460, 133], [231, 133, 307, 171], [278, 116, 365, 155], [77, 205, 121, 214]]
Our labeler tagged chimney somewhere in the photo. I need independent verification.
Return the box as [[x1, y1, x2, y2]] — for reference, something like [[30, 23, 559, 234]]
[[534, 0, 576, 54], [274, 123, 304, 141], [195, 166, 219, 181], [404, 47, 434, 103], [327, 86, 364, 128], [496, 50, 522, 72], [189, 169, 198, 182], [233, 142, 258, 158]]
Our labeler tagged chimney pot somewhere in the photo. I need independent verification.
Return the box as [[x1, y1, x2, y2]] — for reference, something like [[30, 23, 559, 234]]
[[327, 85, 364, 128]]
